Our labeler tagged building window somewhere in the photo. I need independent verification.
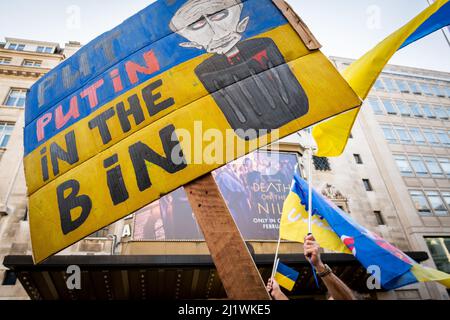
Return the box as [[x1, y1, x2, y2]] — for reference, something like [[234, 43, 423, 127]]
[[22, 59, 42, 67], [408, 81, 422, 94], [409, 102, 423, 117], [362, 179, 373, 191], [438, 158, 450, 176], [88, 227, 109, 238], [425, 191, 448, 216], [395, 155, 449, 178], [2, 270, 17, 286], [8, 43, 25, 51], [0, 122, 14, 148], [409, 156, 428, 176], [423, 157, 444, 177], [409, 127, 426, 145], [37, 46, 54, 54], [396, 101, 411, 116], [394, 155, 413, 176], [409, 190, 431, 215], [382, 77, 398, 92], [420, 83, 434, 96], [313, 156, 331, 171], [434, 106, 448, 120], [0, 57, 12, 65], [381, 127, 450, 148], [423, 129, 440, 146], [435, 130, 450, 146], [353, 154, 363, 164], [381, 99, 398, 114], [441, 86, 449, 97], [367, 98, 384, 115], [394, 126, 411, 144], [374, 79, 385, 91], [382, 125, 397, 143], [421, 104, 436, 118], [4, 88, 27, 108], [433, 85, 447, 97], [442, 192, 450, 212], [425, 237, 450, 274], [23, 207, 28, 221], [374, 211, 385, 225], [395, 79, 410, 93]]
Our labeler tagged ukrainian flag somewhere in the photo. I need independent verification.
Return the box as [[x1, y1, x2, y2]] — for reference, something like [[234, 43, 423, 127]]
[[313, 0, 450, 157], [280, 173, 450, 290], [274, 260, 299, 291], [279, 174, 351, 254]]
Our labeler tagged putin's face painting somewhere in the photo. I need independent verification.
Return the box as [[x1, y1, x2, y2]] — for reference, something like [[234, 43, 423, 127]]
[[170, 0, 249, 56]]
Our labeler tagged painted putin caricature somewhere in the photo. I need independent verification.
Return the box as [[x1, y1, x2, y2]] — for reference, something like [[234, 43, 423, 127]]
[[171, 0, 309, 139], [170, 0, 249, 56]]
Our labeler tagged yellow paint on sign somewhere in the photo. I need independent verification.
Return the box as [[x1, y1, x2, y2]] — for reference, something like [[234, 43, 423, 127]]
[[25, 24, 310, 195], [30, 49, 360, 263]]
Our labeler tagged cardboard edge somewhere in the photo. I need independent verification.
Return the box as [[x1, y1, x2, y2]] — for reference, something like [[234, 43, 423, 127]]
[[272, 0, 322, 50]]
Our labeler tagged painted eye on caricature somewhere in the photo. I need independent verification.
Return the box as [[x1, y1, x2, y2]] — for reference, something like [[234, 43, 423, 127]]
[[209, 9, 229, 21], [189, 17, 207, 30]]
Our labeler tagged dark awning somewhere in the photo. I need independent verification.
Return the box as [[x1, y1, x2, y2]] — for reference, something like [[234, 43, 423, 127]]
[[3, 252, 428, 300]]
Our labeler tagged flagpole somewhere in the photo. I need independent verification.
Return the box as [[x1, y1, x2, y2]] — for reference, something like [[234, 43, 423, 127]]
[[307, 146, 313, 235], [274, 258, 280, 279], [305, 136, 320, 289], [426, 0, 450, 48], [296, 129, 315, 235], [271, 234, 282, 279]]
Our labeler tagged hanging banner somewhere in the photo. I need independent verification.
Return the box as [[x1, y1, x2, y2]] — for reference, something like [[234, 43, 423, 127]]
[[133, 150, 298, 241], [24, 0, 361, 263]]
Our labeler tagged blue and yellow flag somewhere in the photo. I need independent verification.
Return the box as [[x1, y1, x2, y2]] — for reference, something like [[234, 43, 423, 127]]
[[280, 175, 351, 254], [313, 0, 450, 157], [280, 173, 450, 290], [274, 260, 299, 291]]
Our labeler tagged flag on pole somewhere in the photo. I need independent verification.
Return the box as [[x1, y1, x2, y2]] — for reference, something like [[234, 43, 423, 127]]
[[280, 173, 450, 290], [274, 259, 300, 291], [280, 174, 351, 254], [313, 0, 450, 157]]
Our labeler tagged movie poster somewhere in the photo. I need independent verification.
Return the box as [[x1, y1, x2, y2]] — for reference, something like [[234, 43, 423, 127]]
[[133, 150, 299, 241]]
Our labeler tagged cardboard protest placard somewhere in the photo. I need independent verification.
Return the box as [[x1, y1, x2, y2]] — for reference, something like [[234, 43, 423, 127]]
[[24, 0, 361, 263]]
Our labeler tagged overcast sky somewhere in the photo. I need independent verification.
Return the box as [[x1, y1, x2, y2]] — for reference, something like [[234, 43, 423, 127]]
[[1, 0, 449, 72]]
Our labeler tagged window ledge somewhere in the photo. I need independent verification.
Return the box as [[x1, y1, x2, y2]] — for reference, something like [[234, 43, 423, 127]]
[[0, 64, 50, 78], [0, 105, 25, 110]]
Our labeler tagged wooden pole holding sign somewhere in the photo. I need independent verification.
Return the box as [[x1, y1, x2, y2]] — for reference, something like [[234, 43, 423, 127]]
[[185, 173, 270, 300]]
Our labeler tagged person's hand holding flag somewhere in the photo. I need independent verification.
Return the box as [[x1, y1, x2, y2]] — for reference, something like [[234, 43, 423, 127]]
[[266, 278, 289, 300], [268, 232, 356, 300], [304, 233, 356, 300], [304, 234, 324, 271]]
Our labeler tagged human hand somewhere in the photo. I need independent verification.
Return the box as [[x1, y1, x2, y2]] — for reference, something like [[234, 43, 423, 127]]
[[304, 234, 325, 272], [266, 277, 285, 300]]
